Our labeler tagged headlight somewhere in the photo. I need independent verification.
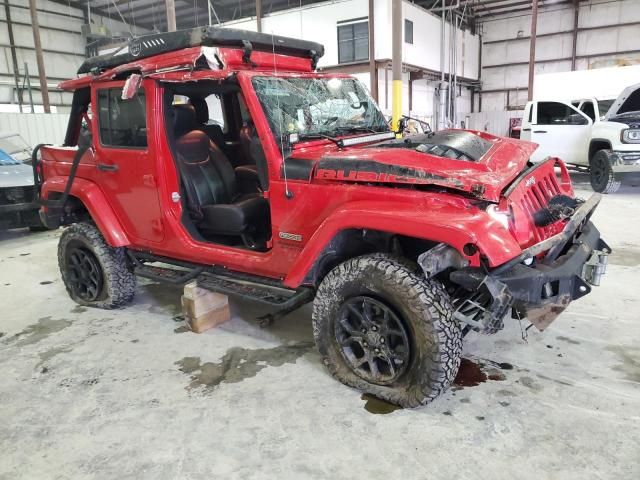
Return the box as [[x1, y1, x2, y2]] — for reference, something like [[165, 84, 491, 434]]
[[621, 129, 640, 144], [486, 204, 511, 229]]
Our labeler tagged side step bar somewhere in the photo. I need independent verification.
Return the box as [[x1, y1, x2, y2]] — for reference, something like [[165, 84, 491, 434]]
[[129, 251, 314, 326]]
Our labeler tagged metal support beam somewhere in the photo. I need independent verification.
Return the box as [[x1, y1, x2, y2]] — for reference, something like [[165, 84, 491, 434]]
[[571, 0, 579, 70], [165, 0, 177, 32], [256, 0, 263, 33], [3, 0, 22, 112], [391, 0, 402, 133], [28, 0, 50, 113], [368, 0, 378, 102], [527, 0, 538, 102]]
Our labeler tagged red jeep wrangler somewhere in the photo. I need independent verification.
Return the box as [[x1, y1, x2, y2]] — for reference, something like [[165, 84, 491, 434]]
[[35, 27, 610, 407]]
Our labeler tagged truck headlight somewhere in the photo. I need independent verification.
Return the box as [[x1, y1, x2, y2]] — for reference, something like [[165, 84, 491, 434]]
[[622, 129, 640, 144], [486, 204, 511, 229]]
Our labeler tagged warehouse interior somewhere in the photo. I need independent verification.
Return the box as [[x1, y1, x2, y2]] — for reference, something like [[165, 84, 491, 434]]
[[1, 1, 639, 478]]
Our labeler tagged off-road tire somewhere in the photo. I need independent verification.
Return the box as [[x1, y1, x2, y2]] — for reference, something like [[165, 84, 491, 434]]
[[590, 149, 620, 193], [312, 254, 462, 408], [58, 222, 136, 309]]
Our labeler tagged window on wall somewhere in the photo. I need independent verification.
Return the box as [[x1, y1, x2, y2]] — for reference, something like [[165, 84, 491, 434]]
[[337, 20, 369, 64], [405, 19, 413, 44], [97, 88, 147, 148]]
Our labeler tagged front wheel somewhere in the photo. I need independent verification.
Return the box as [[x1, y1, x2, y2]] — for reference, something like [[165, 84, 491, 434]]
[[590, 149, 620, 193], [58, 222, 136, 309], [312, 254, 462, 408]]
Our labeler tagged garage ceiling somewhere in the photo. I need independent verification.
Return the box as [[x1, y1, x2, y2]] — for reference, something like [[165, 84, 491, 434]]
[[51, 0, 582, 33]]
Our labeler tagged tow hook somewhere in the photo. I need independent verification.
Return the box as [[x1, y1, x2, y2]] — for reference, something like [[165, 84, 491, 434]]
[[582, 238, 611, 286], [583, 250, 609, 286]]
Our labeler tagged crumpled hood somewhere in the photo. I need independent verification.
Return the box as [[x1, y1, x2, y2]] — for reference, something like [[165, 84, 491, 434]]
[[295, 130, 538, 202]]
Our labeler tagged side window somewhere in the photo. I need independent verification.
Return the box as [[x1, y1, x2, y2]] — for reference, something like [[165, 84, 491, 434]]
[[404, 19, 414, 44], [579, 101, 596, 121], [337, 21, 369, 64], [98, 88, 147, 148], [536, 102, 587, 126]]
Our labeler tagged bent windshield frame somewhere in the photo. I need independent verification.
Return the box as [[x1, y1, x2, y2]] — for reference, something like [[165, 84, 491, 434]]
[[251, 76, 389, 142]]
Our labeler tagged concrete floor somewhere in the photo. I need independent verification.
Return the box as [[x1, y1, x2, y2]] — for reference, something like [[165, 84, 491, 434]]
[[1, 176, 639, 480]]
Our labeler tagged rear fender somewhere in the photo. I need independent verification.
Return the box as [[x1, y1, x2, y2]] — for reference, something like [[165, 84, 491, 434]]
[[41, 176, 130, 247], [283, 200, 522, 288]]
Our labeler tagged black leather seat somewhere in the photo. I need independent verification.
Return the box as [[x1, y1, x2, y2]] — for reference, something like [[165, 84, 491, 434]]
[[172, 105, 269, 245]]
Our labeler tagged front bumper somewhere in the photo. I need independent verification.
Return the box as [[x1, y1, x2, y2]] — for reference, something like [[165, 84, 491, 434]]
[[450, 194, 610, 331], [611, 150, 640, 173]]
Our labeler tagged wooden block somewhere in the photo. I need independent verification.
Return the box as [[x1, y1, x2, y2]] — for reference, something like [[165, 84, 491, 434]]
[[181, 295, 231, 334], [182, 281, 228, 315]]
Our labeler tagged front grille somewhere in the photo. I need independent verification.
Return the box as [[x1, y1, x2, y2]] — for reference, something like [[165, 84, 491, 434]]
[[519, 172, 562, 243], [505, 159, 572, 248]]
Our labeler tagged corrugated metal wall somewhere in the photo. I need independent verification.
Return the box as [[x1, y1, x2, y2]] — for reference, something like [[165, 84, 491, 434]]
[[0, 113, 68, 148]]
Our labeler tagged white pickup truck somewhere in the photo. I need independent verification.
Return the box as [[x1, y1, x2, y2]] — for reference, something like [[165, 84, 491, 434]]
[[522, 83, 640, 193]]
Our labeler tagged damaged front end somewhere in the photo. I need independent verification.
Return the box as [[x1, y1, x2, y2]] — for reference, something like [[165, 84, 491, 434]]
[[434, 193, 610, 334]]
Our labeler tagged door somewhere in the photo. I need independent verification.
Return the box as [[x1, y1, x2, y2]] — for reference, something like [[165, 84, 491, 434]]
[[527, 101, 592, 164], [93, 81, 164, 244]]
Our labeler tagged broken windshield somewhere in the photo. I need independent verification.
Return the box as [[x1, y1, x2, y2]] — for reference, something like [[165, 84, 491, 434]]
[[252, 76, 389, 142]]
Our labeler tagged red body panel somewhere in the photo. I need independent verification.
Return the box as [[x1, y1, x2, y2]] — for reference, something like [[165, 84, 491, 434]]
[[42, 45, 568, 287]]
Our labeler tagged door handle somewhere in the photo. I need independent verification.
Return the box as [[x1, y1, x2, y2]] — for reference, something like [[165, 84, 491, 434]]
[[521, 128, 531, 132], [533, 130, 547, 133], [97, 163, 118, 172]]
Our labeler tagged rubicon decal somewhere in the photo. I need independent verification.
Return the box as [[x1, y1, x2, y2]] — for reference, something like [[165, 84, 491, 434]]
[[315, 159, 465, 187]]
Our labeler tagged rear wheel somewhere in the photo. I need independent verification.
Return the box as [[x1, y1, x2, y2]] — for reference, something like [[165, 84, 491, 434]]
[[58, 222, 136, 309], [590, 149, 620, 193], [312, 254, 462, 408]]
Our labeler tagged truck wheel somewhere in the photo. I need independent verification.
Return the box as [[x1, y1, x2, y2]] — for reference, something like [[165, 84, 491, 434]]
[[590, 150, 620, 193], [58, 222, 136, 309], [312, 254, 462, 408]]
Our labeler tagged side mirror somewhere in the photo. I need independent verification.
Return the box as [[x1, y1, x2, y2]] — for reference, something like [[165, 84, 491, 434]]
[[121, 73, 142, 100], [567, 113, 588, 125]]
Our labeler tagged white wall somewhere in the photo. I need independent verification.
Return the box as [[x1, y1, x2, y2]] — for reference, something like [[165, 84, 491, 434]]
[[480, 0, 640, 112], [0, 112, 67, 146]]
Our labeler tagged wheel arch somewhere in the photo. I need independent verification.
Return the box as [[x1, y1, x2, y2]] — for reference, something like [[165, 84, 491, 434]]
[[41, 176, 130, 247], [589, 138, 612, 161]]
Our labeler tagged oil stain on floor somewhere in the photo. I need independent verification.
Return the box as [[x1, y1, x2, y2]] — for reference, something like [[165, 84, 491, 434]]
[[361, 394, 402, 414], [8, 317, 72, 347], [175, 342, 314, 391], [453, 357, 509, 388]]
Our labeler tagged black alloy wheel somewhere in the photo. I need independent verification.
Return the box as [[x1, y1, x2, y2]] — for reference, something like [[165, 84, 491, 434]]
[[335, 296, 411, 385], [65, 244, 104, 302]]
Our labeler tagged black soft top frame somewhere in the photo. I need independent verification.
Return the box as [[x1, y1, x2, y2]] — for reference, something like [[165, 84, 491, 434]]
[[77, 26, 325, 74]]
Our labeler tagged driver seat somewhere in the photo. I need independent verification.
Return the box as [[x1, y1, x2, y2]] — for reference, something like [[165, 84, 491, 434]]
[[172, 105, 270, 247]]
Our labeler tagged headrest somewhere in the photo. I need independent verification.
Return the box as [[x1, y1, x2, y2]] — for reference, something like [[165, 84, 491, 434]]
[[190, 97, 209, 125], [173, 104, 198, 137], [175, 130, 211, 164]]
